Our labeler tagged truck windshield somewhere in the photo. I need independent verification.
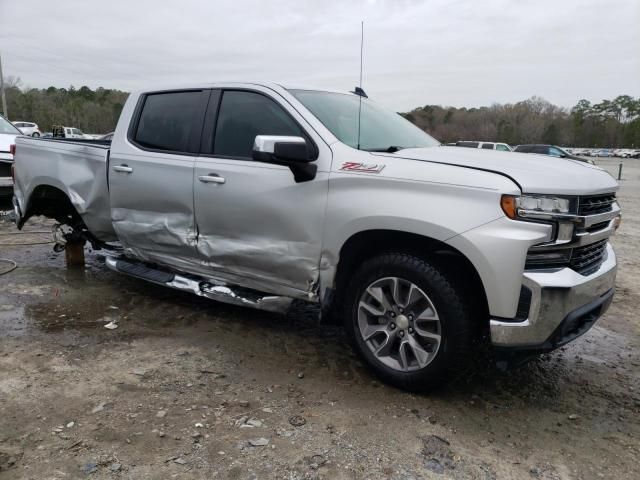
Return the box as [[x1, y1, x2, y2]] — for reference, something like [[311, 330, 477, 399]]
[[0, 116, 21, 135], [289, 89, 440, 151]]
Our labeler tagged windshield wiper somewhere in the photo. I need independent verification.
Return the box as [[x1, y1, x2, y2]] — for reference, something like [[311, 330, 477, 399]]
[[365, 146, 405, 153]]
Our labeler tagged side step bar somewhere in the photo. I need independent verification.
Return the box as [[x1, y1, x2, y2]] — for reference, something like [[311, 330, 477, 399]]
[[104, 256, 292, 313]]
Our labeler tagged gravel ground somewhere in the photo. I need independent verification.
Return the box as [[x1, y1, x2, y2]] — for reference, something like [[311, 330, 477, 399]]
[[0, 158, 638, 479]]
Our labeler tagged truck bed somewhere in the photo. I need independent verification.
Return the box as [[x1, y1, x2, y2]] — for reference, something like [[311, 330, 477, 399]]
[[13, 136, 117, 241]]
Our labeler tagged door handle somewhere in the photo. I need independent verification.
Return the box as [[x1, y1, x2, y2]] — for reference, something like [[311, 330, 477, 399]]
[[198, 174, 226, 184], [113, 165, 133, 173]]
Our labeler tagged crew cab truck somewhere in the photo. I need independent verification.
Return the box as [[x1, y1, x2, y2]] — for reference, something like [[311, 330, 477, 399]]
[[11, 83, 621, 391]]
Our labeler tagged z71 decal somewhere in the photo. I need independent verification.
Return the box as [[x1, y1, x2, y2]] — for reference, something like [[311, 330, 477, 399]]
[[339, 162, 386, 174]]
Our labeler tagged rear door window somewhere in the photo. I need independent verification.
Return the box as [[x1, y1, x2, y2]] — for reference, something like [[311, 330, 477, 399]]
[[134, 90, 206, 153], [481, 143, 494, 150], [213, 90, 303, 159]]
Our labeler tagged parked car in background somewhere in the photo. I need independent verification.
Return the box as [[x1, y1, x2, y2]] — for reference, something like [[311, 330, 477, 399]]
[[12, 81, 621, 391], [454, 141, 512, 151], [0, 114, 21, 196], [12, 121, 41, 137], [592, 149, 613, 157], [52, 125, 93, 139], [514, 144, 595, 164], [614, 149, 636, 158], [572, 148, 589, 156]]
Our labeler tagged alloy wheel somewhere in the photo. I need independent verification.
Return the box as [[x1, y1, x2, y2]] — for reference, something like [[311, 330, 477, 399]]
[[357, 276, 442, 372]]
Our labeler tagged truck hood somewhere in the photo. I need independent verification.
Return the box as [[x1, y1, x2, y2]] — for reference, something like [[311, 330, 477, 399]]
[[377, 146, 618, 195]]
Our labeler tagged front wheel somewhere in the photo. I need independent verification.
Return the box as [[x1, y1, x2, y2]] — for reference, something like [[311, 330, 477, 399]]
[[342, 253, 473, 391]]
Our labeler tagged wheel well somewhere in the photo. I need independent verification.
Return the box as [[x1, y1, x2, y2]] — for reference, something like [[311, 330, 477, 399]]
[[331, 230, 489, 329], [24, 185, 82, 226]]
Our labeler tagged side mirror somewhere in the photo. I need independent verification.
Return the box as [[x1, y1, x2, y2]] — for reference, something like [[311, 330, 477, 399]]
[[252, 135, 317, 182]]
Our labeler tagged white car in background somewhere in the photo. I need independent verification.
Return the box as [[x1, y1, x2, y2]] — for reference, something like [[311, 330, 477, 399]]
[[1, 114, 21, 196], [616, 149, 635, 158], [52, 126, 94, 139], [12, 121, 41, 137], [454, 141, 512, 151]]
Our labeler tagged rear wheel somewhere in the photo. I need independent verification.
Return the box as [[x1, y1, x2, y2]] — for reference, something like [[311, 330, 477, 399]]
[[342, 253, 473, 391], [32, 132, 40, 137]]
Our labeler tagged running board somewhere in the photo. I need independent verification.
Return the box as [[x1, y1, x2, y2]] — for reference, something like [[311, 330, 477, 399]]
[[104, 256, 292, 313]]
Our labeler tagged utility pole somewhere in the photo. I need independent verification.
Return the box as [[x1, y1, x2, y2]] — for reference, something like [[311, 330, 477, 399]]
[[0, 53, 7, 118]]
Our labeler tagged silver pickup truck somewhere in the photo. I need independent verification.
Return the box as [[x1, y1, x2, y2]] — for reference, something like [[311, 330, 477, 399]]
[[11, 82, 621, 391]]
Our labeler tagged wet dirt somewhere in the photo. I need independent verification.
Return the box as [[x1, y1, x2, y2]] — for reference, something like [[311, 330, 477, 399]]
[[0, 158, 638, 479]]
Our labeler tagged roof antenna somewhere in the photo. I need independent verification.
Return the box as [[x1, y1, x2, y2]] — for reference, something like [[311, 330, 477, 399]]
[[353, 21, 367, 150]]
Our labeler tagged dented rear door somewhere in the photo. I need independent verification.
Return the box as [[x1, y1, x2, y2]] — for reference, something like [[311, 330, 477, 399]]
[[109, 89, 210, 270], [193, 87, 331, 296]]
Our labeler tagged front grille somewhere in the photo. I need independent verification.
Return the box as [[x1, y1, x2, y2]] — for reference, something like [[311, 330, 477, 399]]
[[570, 239, 608, 275], [578, 194, 616, 216], [526, 239, 608, 275]]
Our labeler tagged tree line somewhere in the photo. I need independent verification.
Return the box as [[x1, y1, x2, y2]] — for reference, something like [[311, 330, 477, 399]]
[[403, 95, 640, 148], [2, 78, 639, 147], [2, 78, 128, 134]]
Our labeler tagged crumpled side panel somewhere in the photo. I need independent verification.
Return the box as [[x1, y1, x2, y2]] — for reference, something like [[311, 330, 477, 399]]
[[14, 138, 117, 242], [196, 235, 320, 300]]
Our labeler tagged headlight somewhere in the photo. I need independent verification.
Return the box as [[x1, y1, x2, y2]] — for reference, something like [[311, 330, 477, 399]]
[[501, 195, 572, 220]]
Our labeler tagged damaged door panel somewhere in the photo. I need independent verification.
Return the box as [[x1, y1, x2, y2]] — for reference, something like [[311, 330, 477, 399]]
[[108, 89, 210, 270], [193, 88, 330, 296]]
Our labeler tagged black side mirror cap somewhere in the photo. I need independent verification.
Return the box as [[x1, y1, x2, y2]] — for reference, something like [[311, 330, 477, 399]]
[[252, 135, 317, 182]]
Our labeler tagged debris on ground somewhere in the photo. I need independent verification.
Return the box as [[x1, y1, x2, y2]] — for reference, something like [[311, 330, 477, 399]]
[[421, 435, 455, 474], [248, 437, 270, 447], [289, 415, 307, 427]]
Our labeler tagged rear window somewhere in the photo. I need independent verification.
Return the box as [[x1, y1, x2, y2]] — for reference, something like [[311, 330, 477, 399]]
[[134, 91, 203, 152]]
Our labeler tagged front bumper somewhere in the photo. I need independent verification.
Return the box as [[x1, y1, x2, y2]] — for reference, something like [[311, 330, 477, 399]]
[[490, 242, 616, 350]]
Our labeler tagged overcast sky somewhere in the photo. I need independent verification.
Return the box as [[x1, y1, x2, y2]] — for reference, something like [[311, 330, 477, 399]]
[[1, 0, 638, 111]]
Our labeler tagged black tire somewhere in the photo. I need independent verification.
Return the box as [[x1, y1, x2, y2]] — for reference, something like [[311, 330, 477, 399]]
[[32, 132, 40, 138], [342, 253, 473, 392]]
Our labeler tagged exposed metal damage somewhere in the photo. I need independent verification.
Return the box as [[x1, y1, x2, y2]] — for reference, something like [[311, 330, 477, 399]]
[[105, 256, 293, 313]]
